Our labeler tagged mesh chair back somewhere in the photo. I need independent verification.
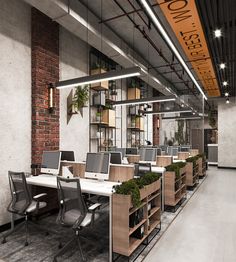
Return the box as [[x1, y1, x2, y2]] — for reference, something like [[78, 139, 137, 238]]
[[8, 171, 32, 215], [57, 177, 87, 228]]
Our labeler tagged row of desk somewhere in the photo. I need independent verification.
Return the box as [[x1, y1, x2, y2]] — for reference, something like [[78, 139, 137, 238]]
[[11, 161, 165, 262]]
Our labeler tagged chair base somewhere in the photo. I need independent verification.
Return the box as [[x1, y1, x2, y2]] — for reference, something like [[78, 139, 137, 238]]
[[54, 232, 87, 262], [1, 217, 50, 246]]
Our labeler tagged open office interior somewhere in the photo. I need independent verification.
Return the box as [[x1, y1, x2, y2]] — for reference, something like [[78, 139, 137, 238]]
[[0, 0, 236, 262]]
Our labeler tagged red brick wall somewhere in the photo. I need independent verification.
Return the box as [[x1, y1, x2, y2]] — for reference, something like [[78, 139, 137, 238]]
[[31, 8, 59, 166]]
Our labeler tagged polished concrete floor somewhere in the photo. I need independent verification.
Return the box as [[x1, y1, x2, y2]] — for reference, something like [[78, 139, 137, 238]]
[[144, 167, 236, 262]]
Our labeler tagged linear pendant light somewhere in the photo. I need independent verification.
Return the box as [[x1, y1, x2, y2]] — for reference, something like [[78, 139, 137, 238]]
[[56, 66, 141, 89], [162, 116, 201, 120], [141, 109, 193, 115], [138, 0, 207, 100], [113, 96, 176, 106]]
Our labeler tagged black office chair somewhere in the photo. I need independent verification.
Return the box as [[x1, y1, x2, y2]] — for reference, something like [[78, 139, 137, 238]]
[[54, 177, 101, 262], [2, 171, 48, 246]]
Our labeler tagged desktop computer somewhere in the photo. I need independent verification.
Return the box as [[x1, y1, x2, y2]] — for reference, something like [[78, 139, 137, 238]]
[[108, 152, 122, 165], [60, 151, 75, 161], [40, 151, 61, 175], [126, 148, 138, 155], [84, 152, 110, 181]]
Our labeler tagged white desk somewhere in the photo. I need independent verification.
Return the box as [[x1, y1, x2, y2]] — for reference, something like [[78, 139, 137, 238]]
[[26, 175, 119, 262]]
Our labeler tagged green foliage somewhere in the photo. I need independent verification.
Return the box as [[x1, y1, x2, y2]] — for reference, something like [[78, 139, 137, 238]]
[[198, 153, 206, 161], [166, 162, 186, 179], [91, 61, 107, 70], [72, 85, 89, 111], [113, 180, 141, 208], [186, 156, 199, 167], [208, 109, 216, 128], [113, 172, 161, 207], [175, 120, 185, 145]]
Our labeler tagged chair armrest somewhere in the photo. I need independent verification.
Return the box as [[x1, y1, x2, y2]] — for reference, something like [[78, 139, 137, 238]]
[[33, 193, 47, 200], [88, 203, 102, 211]]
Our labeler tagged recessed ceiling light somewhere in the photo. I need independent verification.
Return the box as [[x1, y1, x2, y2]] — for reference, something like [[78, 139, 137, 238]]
[[220, 63, 226, 69], [223, 81, 228, 86], [214, 29, 222, 38], [226, 98, 230, 104], [225, 92, 229, 97]]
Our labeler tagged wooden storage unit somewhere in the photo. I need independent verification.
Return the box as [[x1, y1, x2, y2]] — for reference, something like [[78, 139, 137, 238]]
[[126, 154, 140, 164], [135, 117, 144, 131], [113, 180, 161, 257], [198, 157, 207, 177], [102, 109, 115, 127], [178, 152, 190, 160], [190, 149, 199, 156], [185, 162, 199, 187], [164, 167, 186, 207], [90, 68, 109, 90], [127, 87, 141, 100], [156, 156, 173, 167]]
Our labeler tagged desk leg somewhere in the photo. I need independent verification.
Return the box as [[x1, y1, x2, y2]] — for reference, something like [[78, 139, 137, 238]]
[[162, 174, 165, 212], [11, 213, 15, 230], [109, 195, 112, 262]]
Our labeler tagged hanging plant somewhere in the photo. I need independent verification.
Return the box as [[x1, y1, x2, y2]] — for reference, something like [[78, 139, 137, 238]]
[[175, 120, 185, 145], [208, 109, 216, 128], [71, 85, 89, 112]]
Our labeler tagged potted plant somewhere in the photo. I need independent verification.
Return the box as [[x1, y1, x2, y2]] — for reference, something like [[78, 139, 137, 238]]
[[71, 85, 89, 113], [96, 112, 102, 122], [113, 172, 161, 208]]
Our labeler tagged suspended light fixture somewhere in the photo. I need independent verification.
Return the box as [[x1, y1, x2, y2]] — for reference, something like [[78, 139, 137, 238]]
[[214, 29, 222, 38], [162, 116, 201, 120], [219, 63, 226, 69], [225, 92, 229, 97], [226, 97, 230, 104], [56, 66, 141, 89], [223, 81, 228, 86], [138, 0, 207, 100], [139, 109, 192, 115], [113, 96, 175, 106]]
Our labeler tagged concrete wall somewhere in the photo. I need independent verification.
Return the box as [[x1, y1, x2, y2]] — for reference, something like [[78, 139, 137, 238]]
[[218, 101, 236, 168], [59, 27, 89, 161], [0, 0, 31, 225]]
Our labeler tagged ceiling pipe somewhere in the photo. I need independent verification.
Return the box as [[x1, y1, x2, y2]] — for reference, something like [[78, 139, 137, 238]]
[[112, 0, 198, 98]]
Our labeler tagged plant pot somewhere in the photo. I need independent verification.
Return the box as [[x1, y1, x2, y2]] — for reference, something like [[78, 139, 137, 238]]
[[140, 180, 160, 199]]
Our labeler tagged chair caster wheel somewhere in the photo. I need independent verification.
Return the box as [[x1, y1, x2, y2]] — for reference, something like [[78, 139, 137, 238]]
[[2, 238, 6, 244], [45, 231, 49, 236], [58, 243, 62, 249], [25, 241, 29, 246]]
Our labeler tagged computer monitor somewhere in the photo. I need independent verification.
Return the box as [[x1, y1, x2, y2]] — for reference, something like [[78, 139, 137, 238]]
[[134, 162, 151, 177], [180, 146, 191, 152], [140, 148, 157, 162], [41, 151, 61, 175], [109, 152, 122, 164], [85, 153, 110, 180], [126, 148, 138, 155], [60, 151, 75, 161], [115, 148, 126, 159]]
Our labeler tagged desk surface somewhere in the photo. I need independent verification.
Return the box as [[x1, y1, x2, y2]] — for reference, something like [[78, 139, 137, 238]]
[[27, 175, 120, 196]]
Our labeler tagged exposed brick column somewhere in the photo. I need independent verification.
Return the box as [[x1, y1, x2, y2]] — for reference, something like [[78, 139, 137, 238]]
[[31, 8, 59, 167]]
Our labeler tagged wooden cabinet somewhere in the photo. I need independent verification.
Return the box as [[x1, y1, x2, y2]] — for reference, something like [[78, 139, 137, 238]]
[[186, 162, 199, 187], [113, 180, 161, 257], [102, 109, 115, 127], [164, 167, 186, 207], [90, 68, 109, 90], [127, 87, 140, 100], [178, 152, 190, 160], [156, 156, 173, 167], [135, 117, 144, 131]]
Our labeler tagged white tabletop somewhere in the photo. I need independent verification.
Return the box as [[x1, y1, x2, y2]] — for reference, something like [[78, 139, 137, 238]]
[[26, 175, 120, 196], [173, 159, 186, 163], [151, 166, 166, 173]]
